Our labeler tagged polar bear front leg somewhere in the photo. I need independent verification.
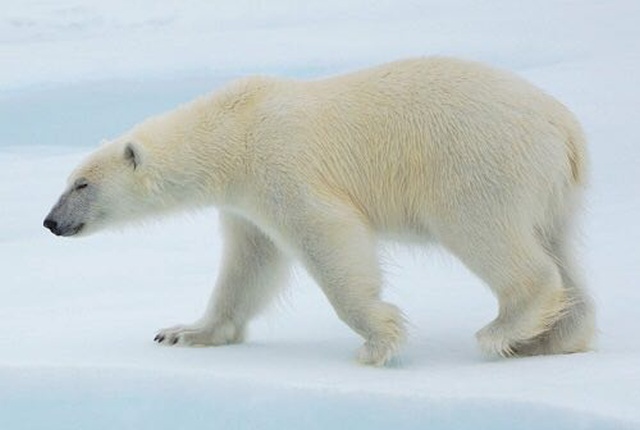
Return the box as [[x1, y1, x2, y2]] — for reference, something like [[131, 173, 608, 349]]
[[292, 208, 406, 366], [155, 213, 289, 347]]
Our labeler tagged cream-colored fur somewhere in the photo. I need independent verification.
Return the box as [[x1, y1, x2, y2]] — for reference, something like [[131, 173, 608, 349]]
[[44, 57, 595, 365]]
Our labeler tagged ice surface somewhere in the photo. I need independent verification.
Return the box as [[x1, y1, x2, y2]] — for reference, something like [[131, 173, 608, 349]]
[[1, 1, 639, 428]]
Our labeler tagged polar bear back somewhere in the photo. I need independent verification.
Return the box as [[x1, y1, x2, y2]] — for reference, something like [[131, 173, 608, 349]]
[[244, 57, 585, 238]]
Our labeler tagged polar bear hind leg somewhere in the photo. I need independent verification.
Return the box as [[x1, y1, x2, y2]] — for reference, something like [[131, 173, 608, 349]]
[[435, 218, 573, 357], [512, 221, 595, 356]]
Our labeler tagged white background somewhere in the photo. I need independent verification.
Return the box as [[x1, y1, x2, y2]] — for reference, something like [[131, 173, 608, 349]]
[[1, 1, 639, 428]]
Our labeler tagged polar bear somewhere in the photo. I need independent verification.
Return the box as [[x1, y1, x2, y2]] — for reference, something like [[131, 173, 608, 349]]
[[44, 57, 595, 365]]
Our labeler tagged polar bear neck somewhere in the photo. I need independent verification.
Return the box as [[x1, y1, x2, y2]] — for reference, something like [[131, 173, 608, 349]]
[[129, 77, 276, 211]]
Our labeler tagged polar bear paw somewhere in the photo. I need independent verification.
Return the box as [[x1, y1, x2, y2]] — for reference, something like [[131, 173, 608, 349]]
[[154, 320, 244, 347], [475, 322, 519, 357], [357, 339, 400, 366], [354, 303, 407, 366]]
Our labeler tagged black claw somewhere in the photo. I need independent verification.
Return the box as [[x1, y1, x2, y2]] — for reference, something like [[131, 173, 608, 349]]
[[155, 334, 165, 343], [171, 337, 179, 345]]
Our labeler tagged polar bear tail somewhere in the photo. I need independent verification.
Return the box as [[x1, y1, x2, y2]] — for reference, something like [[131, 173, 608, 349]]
[[565, 114, 588, 187]]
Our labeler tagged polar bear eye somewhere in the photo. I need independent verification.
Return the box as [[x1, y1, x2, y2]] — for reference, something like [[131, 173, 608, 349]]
[[74, 182, 89, 191]]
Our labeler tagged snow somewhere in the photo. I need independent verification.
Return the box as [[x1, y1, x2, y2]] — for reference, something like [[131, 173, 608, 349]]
[[1, 0, 640, 428]]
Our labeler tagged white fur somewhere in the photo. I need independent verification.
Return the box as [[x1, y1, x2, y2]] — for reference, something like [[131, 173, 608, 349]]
[[47, 57, 595, 365]]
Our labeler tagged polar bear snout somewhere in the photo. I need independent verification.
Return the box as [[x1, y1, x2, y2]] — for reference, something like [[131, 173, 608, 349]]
[[44, 182, 96, 237], [43, 203, 86, 236], [43, 218, 60, 235], [43, 216, 85, 237]]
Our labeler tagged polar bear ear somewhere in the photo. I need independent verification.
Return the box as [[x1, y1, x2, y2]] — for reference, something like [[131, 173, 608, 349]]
[[124, 142, 143, 170]]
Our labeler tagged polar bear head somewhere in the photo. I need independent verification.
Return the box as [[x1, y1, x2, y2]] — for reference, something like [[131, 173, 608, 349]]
[[43, 138, 153, 237], [44, 79, 267, 237], [44, 105, 242, 237]]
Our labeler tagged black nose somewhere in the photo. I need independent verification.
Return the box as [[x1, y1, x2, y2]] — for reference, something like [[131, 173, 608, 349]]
[[43, 218, 58, 233]]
